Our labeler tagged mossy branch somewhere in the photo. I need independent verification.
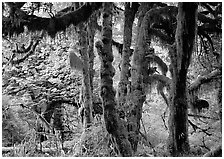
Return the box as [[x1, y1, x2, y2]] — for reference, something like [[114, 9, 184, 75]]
[[3, 2, 102, 37]]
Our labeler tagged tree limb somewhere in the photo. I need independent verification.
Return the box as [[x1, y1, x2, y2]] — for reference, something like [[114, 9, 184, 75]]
[[147, 74, 172, 86], [5, 2, 26, 9], [188, 69, 221, 92], [3, 2, 102, 37], [188, 119, 212, 136], [188, 114, 219, 120], [11, 39, 40, 64]]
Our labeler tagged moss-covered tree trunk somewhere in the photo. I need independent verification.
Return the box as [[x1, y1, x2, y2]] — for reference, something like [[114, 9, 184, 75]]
[[53, 101, 64, 153], [87, 14, 97, 93], [167, 2, 198, 156], [217, 83, 222, 130], [117, 2, 138, 116], [126, 3, 157, 152], [135, 3, 155, 42], [127, 26, 148, 152], [53, 101, 63, 132], [75, 2, 93, 129], [96, 2, 133, 156], [79, 27, 93, 128]]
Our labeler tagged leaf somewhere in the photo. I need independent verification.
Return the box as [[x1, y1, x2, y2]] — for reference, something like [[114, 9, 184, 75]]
[[69, 50, 83, 71]]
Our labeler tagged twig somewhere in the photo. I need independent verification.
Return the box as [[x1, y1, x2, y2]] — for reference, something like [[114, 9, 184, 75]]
[[188, 119, 212, 136], [19, 104, 52, 130], [188, 119, 198, 134], [200, 136, 210, 151], [14, 41, 34, 54], [161, 114, 168, 130], [2, 52, 16, 74], [11, 39, 40, 64]]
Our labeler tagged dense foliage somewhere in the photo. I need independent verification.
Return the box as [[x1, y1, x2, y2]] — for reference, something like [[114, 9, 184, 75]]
[[2, 2, 222, 157]]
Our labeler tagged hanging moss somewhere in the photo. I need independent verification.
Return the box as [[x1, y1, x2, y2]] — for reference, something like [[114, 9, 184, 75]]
[[3, 2, 102, 38]]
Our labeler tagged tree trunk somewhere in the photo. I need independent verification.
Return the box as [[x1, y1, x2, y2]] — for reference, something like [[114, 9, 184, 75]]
[[75, 2, 93, 129], [96, 2, 133, 156], [135, 3, 154, 42], [87, 14, 97, 93], [126, 3, 156, 152], [167, 2, 198, 156], [117, 2, 138, 118], [53, 101, 64, 141], [43, 101, 56, 124], [128, 31, 148, 152], [217, 83, 222, 131], [78, 27, 93, 128]]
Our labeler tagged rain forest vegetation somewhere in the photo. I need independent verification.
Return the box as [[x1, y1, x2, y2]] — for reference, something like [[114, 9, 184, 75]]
[[2, 2, 222, 157]]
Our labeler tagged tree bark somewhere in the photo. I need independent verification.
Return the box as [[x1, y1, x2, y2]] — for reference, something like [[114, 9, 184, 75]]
[[126, 3, 160, 152], [117, 2, 138, 117], [135, 3, 154, 43], [217, 82, 222, 131], [53, 102, 64, 147], [96, 2, 133, 156], [87, 14, 97, 93], [3, 2, 102, 37], [79, 28, 93, 129], [75, 2, 93, 129], [167, 2, 198, 156]]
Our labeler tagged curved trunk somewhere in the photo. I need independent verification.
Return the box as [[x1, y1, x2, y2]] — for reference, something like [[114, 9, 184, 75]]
[[127, 3, 158, 152]]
